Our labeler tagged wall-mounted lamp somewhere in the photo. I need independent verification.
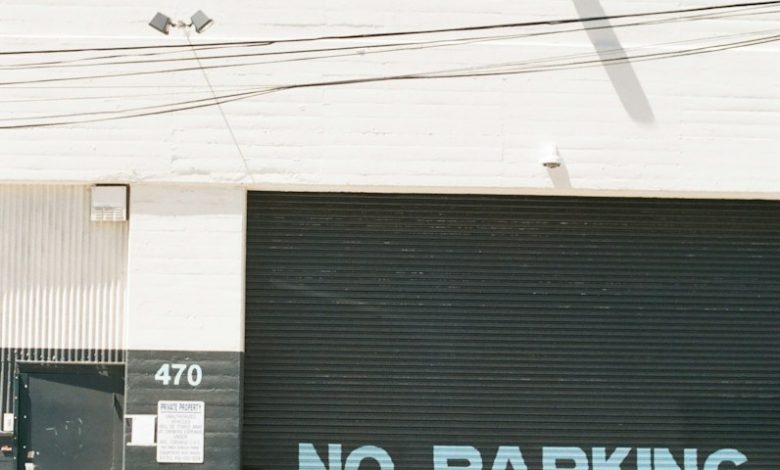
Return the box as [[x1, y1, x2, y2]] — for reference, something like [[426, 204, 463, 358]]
[[190, 10, 214, 34], [149, 10, 214, 35], [148, 12, 173, 35], [539, 144, 563, 169]]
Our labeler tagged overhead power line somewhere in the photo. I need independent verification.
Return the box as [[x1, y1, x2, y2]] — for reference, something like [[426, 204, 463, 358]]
[[1, 28, 766, 122], [1, 29, 777, 130], [1, 0, 779, 57], [0, 4, 777, 87], [184, 30, 254, 182], [3, 4, 776, 71]]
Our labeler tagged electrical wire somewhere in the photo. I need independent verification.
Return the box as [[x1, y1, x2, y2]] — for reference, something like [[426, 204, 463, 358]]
[[423, 33, 780, 78], [0, 0, 778, 57], [1, 5, 778, 87], [1, 29, 776, 130], [0, 86, 260, 104], [4, 4, 778, 72], [185, 30, 254, 182], [1, 1, 777, 126], [3, 3, 777, 70], [0, 43, 269, 69], [0, 4, 775, 106], [3, 28, 767, 122]]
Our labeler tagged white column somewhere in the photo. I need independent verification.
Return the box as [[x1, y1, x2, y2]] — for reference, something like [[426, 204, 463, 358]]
[[127, 184, 245, 353]]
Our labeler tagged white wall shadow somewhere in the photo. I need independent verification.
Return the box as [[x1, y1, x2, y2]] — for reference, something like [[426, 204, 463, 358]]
[[572, 0, 656, 124], [547, 166, 573, 189]]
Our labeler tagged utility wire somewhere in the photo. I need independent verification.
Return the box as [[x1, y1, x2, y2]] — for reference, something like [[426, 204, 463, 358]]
[[424, 33, 780, 77], [185, 30, 254, 183], [0, 43, 262, 69], [3, 28, 769, 122], [1, 0, 779, 57], [2, 30, 777, 129], [0, 5, 774, 107], [0, 89, 272, 122], [0, 86, 259, 104], [4, 4, 777, 71], [2, 5, 777, 87], [0, 41, 270, 57]]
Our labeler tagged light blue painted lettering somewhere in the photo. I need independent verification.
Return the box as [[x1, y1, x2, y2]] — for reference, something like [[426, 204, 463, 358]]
[[653, 449, 698, 470], [593, 447, 630, 470], [637, 448, 652, 470], [684, 449, 698, 470], [703, 450, 747, 470], [543, 447, 589, 470], [299, 443, 342, 470], [344, 446, 394, 470], [491, 446, 528, 470], [434, 446, 483, 470]]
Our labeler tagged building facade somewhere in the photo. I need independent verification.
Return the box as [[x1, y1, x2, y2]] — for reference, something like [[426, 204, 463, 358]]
[[0, 1, 779, 469]]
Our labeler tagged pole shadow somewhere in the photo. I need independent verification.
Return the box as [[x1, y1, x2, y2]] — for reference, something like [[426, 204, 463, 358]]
[[572, 0, 656, 124]]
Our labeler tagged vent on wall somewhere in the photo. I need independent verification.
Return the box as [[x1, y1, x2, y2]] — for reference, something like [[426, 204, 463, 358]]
[[91, 185, 128, 222]]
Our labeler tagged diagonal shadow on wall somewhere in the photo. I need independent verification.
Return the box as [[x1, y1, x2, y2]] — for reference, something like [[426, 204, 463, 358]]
[[572, 0, 656, 124]]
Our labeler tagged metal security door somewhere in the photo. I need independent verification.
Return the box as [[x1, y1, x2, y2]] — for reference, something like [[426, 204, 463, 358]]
[[243, 192, 780, 470], [17, 365, 124, 470]]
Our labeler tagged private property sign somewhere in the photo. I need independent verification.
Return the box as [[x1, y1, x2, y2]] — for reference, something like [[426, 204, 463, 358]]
[[298, 444, 747, 470], [156, 401, 206, 463]]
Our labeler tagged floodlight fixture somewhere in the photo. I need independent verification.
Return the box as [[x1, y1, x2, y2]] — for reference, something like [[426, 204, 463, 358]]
[[149, 12, 173, 35], [191, 10, 214, 33], [149, 10, 214, 35]]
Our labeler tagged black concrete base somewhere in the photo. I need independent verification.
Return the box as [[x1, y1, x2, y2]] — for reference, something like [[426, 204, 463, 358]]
[[124, 350, 242, 470]]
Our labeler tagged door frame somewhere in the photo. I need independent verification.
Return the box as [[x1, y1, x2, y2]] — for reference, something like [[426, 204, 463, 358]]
[[13, 362, 125, 470]]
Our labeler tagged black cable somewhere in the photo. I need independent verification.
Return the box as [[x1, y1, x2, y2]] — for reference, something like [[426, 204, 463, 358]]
[[0, 43, 260, 68], [2, 6, 777, 87], [424, 34, 780, 78], [3, 29, 765, 120], [1, 0, 779, 56], [5, 4, 775, 70], [185, 29, 253, 179], [2, 31, 777, 129], [0, 88, 271, 121], [0, 41, 271, 56], [0, 87, 258, 104]]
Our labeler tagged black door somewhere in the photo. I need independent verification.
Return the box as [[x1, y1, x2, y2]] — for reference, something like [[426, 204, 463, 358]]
[[17, 365, 124, 470]]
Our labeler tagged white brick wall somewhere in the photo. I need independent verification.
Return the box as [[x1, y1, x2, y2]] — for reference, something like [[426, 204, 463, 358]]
[[126, 185, 245, 352], [0, 0, 778, 197]]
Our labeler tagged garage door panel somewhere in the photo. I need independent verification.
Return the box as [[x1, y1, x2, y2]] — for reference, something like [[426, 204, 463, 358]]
[[244, 193, 780, 469]]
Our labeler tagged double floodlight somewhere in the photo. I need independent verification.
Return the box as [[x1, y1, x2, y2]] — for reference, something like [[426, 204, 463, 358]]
[[149, 10, 214, 35]]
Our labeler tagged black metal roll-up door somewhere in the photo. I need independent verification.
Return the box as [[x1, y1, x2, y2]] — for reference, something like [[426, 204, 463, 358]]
[[243, 193, 780, 470]]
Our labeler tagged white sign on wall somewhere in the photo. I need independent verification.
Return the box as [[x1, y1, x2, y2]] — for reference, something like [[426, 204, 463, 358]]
[[126, 414, 157, 447], [156, 401, 205, 463]]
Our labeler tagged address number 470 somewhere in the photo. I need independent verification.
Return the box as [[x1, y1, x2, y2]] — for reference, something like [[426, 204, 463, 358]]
[[154, 363, 203, 387]]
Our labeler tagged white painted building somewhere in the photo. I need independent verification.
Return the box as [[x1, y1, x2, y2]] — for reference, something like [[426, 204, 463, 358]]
[[0, 1, 778, 469]]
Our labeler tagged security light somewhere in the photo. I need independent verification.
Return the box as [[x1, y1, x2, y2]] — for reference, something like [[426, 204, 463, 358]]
[[149, 10, 213, 34], [539, 144, 563, 169], [191, 10, 214, 33], [149, 12, 173, 35]]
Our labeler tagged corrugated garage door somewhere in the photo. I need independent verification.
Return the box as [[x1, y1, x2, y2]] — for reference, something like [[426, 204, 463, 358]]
[[243, 193, 780, 469]]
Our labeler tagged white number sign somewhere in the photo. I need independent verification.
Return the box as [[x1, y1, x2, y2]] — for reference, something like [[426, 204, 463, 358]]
[[154, 363, 203, 387]]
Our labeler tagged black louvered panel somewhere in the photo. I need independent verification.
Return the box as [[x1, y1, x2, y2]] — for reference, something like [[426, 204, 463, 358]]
[[243, 193, 780, 469]]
